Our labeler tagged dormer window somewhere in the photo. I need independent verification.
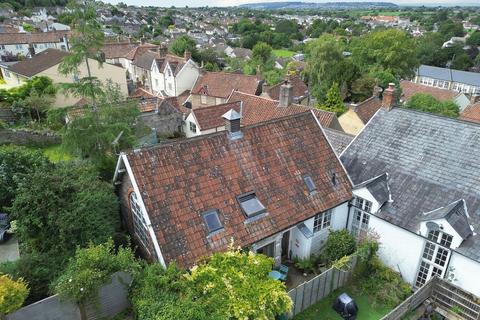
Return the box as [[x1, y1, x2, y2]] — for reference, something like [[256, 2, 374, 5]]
[[354, 196, 372, 213], [237, 192, 266, 218], [303, 175, 316, 194], [428, 229, 453, 248], [203, 209, 223, 234]]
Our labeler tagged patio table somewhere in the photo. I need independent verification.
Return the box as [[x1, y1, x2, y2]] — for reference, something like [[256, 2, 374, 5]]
[[269, 270, 282, 280]]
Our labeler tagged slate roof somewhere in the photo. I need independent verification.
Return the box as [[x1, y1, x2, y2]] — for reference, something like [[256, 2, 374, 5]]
[[227, 91, 338, 129], [421, 199, 472, 240], [7, 48, 69, 77], [323, 128, 355, 155], [191, 101, 242, 130], [267, 75, 309, 102], [192, 72, 261, 99], [0, 31, 70, 45], [459, 103, 480, 124], [341, 108, 480, 261], [125, 112, 352, 267], [355, 173, 390, 207], [400, 80, 458, 102], [416, 65, 480, 87]]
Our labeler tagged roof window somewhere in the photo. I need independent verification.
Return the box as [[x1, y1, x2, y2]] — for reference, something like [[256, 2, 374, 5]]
[[237, 192, 266, 218], [303, 175, 317, 193], [203, 209, 223, 233]]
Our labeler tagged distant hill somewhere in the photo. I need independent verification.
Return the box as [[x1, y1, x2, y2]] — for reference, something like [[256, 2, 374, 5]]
[[238, 2, 398, 10]]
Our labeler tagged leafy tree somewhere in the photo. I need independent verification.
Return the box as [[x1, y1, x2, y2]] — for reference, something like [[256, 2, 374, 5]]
[[324, 230, 357, 263], [350, 29, 418, 79], [252, 42, 273, 65], [275, 19, 302, 40], [452, 52, 474, 71], [467, 31, 480, 46], [0, 274, 28, 317], [10, 162, 120, 257], [351, 74, 377, 102], [22, 23, 34, 32], [0, 145, 50, 213], [131, 247, 292, 319], [317, 82, 347, 116], [305, 34, 348, 101], [416, 32, 449, 67], [170, 35, 197, 58], [22, 88, 54, 122], [54, 240, 139, 304], [437, 19, 464, 40], [405, 93, 459, 117]]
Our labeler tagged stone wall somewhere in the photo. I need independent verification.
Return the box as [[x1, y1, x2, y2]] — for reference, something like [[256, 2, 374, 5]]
[[0, 129, 60, 146]]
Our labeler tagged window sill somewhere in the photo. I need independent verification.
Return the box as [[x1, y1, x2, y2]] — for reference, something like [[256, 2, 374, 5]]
[[207, 228, 225, 239]]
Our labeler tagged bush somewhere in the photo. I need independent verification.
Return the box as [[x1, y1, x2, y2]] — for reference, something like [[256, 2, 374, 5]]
[[324, 230, 357, 264], [294, 256, 316, 274], [405, 93, 459, 117], [46, 108, 68, 131], [0, 274, 29, 316], [54, 240, 139, 304]]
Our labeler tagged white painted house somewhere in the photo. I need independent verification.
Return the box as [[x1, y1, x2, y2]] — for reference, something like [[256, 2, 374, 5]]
[[113, 111, 353, 268], [0, 31, 69, 60], [341, 105, 480, 296]]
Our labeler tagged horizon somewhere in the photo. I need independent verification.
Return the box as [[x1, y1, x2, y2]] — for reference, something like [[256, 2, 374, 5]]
[[103, 0, 480, 8]]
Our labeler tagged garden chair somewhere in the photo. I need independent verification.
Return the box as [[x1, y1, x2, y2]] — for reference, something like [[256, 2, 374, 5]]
[[278, 264, 288, 282]]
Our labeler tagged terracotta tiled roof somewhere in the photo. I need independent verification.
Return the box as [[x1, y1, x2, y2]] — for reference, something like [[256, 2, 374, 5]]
[[192, 101, 242, 130], [102, 42, 138, 59], [267, 76, 309, 101], [227, 91, 337, 129], [124, 112, 352, 267], [137, 98, 158, 113], [7, 48, 69, 77], [0, 31, 70, 45], [459, 103, 480, 124], [130, 88, 156, 99], [124, 44, 158, 61], [400, 80, 458, 102], [192, 72, 261, 99], [354, 96, 383, 124], [163, 90, 191, 114]]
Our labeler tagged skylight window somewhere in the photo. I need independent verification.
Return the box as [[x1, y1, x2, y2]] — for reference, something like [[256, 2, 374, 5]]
[[203, 210, 223, 233], [238, 193, 266, 218], [303, 175, 317, 193]]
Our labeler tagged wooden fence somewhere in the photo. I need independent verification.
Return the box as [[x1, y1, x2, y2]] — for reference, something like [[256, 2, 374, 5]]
[[381, 276, 480, 320], [287, 255, 358, 318]]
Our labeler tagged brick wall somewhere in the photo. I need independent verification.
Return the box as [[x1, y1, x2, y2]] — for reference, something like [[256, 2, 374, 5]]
[[0, 129, 60, 146]]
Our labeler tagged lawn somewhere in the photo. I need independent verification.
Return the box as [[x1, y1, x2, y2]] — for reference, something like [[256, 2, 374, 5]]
[[273, 49, 296, 58], [27, 144, 73, 163], [294, 286, 392, 320]]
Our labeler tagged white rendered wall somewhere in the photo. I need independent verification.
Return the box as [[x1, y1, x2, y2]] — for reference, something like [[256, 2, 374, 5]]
[[175, 61, 199, 96], [448, 252, 480, 296]]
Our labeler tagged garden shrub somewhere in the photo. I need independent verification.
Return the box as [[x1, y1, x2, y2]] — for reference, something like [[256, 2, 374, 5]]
[[0, 274, 29, 316], [324, 230, 357, 264]]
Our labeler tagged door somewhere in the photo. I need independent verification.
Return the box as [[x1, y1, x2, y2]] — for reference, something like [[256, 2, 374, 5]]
[[281, 231, 290, 260], [257, 242, 275, 258]]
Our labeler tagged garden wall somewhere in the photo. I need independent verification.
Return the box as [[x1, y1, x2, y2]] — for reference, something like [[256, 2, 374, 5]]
[[0, 129, 60, 146], [7, 272, 131, 320], [287, 255, 358, 318]]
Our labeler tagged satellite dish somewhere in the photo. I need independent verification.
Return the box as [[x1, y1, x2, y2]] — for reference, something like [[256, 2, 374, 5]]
[[426, 221, 440, 231]]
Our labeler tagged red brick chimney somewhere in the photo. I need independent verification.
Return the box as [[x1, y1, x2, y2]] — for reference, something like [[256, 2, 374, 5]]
[[184, 50, 191, 61], [382, 83, 396, 111]]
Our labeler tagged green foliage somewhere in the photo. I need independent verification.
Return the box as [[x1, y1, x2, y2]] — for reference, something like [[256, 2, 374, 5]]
[[275, 19, 302, 40], [324, 229, 357, 264], [416, 32, 450, 67], [0, 145, 50, 213], [252, 42, 273, 65], [54, 240, 139, 303], [11, 162, 120, 257], [22, 22, 34, 32], [350, 29, 418, 79], [46, 107, 67, 131], [405, 93, 459, 117], [264, 69, 284, 86], [170, 35, 197, 58], [452, 53, 474, 71], [131, 247, 292, 320], [0, 274, 29, 316], [294, 256, 316, 274], [0, 76, 56, 104], [351, 74, 376, 102], [317, 82, 347, 116], [438, 19, 465, 40]]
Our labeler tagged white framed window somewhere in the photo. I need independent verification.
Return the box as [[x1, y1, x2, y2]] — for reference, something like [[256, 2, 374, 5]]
[[129, 192, 149, 248], [351, 208, 370, 237], [353, 196, 372, 213], [15, 44, 23, 50], [313, 210, 332, 233], [201, 94, 207, 104], [155, 78, 159, 88], [215, 97, 222, 105], [189, 121, 197, 133]]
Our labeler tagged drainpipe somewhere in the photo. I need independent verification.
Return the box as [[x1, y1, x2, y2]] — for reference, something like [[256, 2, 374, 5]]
[[345, 200, 352, 230]]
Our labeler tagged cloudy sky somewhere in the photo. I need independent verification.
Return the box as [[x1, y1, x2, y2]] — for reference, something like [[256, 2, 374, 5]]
[[104, 0, 476, 7]]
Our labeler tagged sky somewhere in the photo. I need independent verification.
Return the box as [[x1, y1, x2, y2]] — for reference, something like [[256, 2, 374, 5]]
[[104, 0, 479, 8]]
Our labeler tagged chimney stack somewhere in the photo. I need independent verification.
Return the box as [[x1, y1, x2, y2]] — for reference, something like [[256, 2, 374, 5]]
[[382, 83, 396, 111], [184, 50, 191, 61], [470, 94, 480, 104], [278, 80, 293, 107], [222, 109, 243, 140], [140, 37, 146, 45], [158, 44, 168, 58]]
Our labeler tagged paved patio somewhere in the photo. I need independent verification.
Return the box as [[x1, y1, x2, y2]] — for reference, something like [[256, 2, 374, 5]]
[[0, 234, 20, 263], [284, 261, 324, 290]]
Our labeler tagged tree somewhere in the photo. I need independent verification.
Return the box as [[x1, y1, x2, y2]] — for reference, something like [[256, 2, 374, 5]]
[[416, 32, 449, 67], [350, 29, 418, 79], [351, 74, 377, 102], [405, 93, 459, 117], [324, 230, 357, 264], [10, 162, 120, 257], [452, 52, 474, 71], [466, 31, 480, 47], [305, 34, 351, 101], [0, 145, 50, 213], [54, 240, 139, 304], [252, 42, 272, 65], [437, 19, 464, 40], [170, 35, 197, 57], [131, 247, 292, 319], [317, 82, 347, 116], [0, 274, 29, 318], [22, 88, 54, 122]]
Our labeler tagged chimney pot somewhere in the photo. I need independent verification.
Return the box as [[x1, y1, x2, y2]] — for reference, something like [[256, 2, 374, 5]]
[[382, 83, 396, 111], [184, 50, 191, 61], [158, 44, 168, 58], [279, 80, 293, 107]]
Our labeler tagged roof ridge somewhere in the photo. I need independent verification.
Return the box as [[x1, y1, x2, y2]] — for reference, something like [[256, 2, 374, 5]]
[[193, 101, 241, 112]]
